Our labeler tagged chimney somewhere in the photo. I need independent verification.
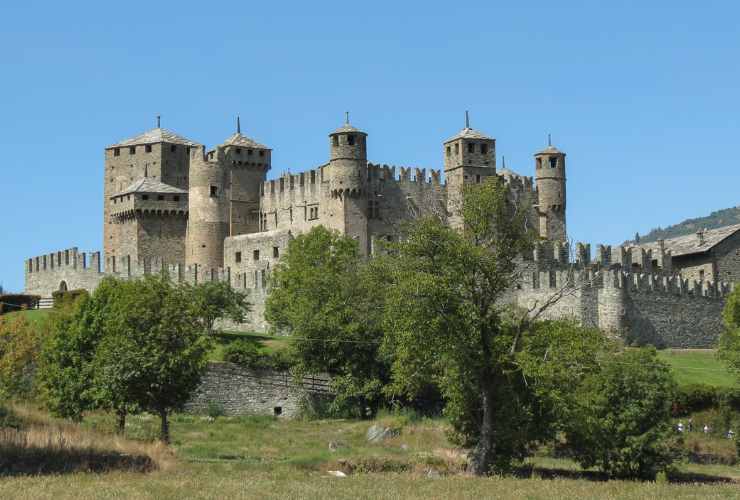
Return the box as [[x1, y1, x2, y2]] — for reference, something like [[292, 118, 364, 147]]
[[696, 229, 705, 246]]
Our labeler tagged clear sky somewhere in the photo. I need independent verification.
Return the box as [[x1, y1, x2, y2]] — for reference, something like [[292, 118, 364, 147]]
[[1, 1, 738, 292]]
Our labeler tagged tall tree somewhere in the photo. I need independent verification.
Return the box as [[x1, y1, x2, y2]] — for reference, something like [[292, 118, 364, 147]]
[[718, 287, 740, 381], [378, 178, 540, 474], [265, 226, 388, 417], [189, 281, 250, 335]]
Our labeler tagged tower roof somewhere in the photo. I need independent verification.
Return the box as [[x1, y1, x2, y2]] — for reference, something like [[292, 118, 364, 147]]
[[222, 132, 270, 149], [330, 112, 367, 135], [444, 127, 493, 143], [108, 128, 199, 149], [535, 145, 564, 155], [115, 178, 187, 197]]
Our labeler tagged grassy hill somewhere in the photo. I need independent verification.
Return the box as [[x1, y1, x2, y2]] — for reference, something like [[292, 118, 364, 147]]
[[628, 206, 740, 244]]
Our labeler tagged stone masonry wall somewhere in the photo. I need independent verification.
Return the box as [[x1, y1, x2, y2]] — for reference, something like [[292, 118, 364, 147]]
[[184, 362, 330, 418]]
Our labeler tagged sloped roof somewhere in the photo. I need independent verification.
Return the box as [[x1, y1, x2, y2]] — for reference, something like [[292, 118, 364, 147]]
[[222, 132, 269, 149], [444, 127, 493, 143], [633, 223, 740, 257], [498, 167, 525, 179], [108, 128, 199, 148], [331, 123, 366, 135], [535, 145, 564, 155], [115, 178, 187, 197]]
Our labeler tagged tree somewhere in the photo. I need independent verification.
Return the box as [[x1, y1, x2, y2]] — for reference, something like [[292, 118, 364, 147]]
[[718, 287, 740, 381], [190, 281, 250, 334], [265, 226, 388, 417], [564, 348, 680, 479], [0, 314, 43, 398], [378, 178, 539, 474], [98, 275, 212, 442]]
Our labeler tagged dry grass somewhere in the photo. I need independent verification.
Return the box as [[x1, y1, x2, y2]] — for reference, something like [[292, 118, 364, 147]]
[[0, 403, 174, 476]]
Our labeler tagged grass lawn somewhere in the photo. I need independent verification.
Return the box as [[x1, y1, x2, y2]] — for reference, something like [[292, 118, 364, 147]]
[[209, 330, 289, 361], [657, 349, 737, 388], [4, 309, 52, 327], [2, 404, 739, 499]]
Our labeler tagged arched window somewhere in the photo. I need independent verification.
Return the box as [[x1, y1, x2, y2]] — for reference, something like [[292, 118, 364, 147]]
[[59, 281, 68, 292]]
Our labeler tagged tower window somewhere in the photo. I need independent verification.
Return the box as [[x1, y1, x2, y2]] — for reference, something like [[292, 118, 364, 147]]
[[346, 134, 355, 146], [446, 146, 451, 157], [142, 195, 149, 200], [170, 145, 177, 152], [467, 143, 475, 153], [536, 158, 542, 169], [332, 136, 339, 146], [145, 144, 152, 153], [259, 150, 265, 157], [481, 144, 488, 154], [549, 157, 558, 168], [248, 149, 253, 156], [236, 148, 241, 155], [273, 246, 279, 258], [157, 195, 164, 200], [476, 175, 481, 183], [113, 148, 120, 157], [129, 146, 136, 155], [454, 143, 459, 154], [173, 195, 180, 202], [235, 251, 242, 263], [253, 249, 259, 261], [210, 185, 218, 197]]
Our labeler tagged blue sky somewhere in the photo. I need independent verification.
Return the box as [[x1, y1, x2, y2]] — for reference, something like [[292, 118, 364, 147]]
[[1, 1, 738, 292]]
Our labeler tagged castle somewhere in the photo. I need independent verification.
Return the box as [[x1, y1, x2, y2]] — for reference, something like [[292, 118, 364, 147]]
[[24, 115, 734, 347]]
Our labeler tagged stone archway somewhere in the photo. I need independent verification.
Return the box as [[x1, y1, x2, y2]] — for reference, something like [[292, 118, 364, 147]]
[[58, 281, 68, 292]]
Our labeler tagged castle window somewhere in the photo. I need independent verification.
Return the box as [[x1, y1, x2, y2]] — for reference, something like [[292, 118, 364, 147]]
[[310, 170, 316, 184], [248, 149, 253, 156], [235, 251, 242, 263], [549, 157, 557, 168], [210, 185, 218, 197], [142, 195, 149, 200], [446, 146, 451, 157], [476, 175, 481, 183], [346, 134, 355, 146], [157, 195, 164, 201], [173, 195, 180, 202], [253, 249, 260, 261], [129, 146, 136, 155], [259, 150, 265, 157], [332, 136, 339, 146], [481, 144, 488, 155], [467, 143, 475, 154], [699, 270, 705, 281], [536, 158, 542, 169], [236, 148, 241, 155], [145, 144, 152, 153], [273, 246, 279, 258], [113, 148, 120, 157], [170, 145, 176, 153], [454, 143, 459, 154]]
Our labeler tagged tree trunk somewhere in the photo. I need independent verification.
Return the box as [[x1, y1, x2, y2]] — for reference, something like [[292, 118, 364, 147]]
[[116, 409, 126, 435], [470, 377, 496, 475], [159, 409, 170, 444]]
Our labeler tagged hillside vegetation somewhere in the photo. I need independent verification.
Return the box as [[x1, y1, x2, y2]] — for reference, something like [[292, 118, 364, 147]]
[[630, 206, 740, 244]]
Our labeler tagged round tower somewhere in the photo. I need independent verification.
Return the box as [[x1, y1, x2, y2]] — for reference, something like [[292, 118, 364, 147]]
[[534, 139, 567, 241], [186, 145, 229, 271], [325, 115, 369, 254]]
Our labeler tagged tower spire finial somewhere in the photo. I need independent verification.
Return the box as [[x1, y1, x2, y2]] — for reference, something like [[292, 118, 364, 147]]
[[548, 133, 552, 147], [465, 110, 470, 129], [345, 111, 349, 125], [157, 115, 161, 128], [237, 116, 241, 134]]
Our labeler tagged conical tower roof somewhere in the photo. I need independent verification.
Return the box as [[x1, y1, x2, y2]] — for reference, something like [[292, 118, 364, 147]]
[[108, 127, 199, 148]]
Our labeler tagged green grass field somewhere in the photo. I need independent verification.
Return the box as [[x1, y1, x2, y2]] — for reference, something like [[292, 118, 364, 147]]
[[1, 406, 739, 500], [657, 349, 737, 388]]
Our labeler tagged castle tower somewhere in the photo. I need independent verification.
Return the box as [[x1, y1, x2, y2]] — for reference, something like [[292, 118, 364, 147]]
[[325, 114, 369, 254], [534, 138, 567, 241], [186, 145, 230, 271], [103, 120, 198, 267], [443, 112, 496, 228], [221, 117, 271, 236]]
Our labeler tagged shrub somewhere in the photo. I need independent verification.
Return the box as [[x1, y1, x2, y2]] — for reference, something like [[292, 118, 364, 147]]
[[51, 289, 89, 308], [206, 401, 225, 419], [564, 348, 681, 479], [0, 295, 40, 315], [222, 340, 294, 371], [673, 384, 719, 415]]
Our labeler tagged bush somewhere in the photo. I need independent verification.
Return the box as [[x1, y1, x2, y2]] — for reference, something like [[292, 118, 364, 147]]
[[565, 348, 681, 479], [222, 339, 294, 371], [51, 289, 89, 308], [673, 384, 719, 415], [206, 401, 225, 419], [0, 295, 40, 315]]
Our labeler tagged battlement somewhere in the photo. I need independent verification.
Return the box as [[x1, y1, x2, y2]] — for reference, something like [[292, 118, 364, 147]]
[[261, 167, 325, 198], [26, 247, 101, 275], [367, 162, 443, 186]]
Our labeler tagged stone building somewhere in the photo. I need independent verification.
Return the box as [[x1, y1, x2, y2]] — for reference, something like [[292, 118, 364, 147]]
[[23, 114, 735, 348], [629, 224, 740, 284]]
